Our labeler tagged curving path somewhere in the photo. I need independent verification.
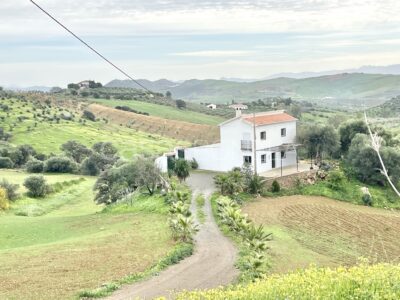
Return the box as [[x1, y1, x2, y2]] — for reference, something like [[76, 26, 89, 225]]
[[105, 172, 238, 300]]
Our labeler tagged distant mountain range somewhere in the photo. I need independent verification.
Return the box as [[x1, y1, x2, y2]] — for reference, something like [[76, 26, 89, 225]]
[[106, 72, 400, 108], [5, 85, 52, 92], [262, 64, 400, 80]]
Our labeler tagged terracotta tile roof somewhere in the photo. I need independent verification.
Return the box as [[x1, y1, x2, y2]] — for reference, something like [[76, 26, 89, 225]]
[[243, 112, 297, 126]]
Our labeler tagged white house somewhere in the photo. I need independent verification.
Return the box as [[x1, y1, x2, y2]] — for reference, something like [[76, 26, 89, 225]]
[[78, 80, 91, 89], [207, 104, 217, 110], [183, 110, 298, 173]]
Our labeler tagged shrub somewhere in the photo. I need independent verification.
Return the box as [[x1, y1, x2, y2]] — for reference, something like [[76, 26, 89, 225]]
[[247, 175, 264, 194], [0, 187, 9, 210], [0, 157, 13, 169], [44, 156, 77, 173], [80, 156, 100, 176], [174, 159, 191, 182], [0, 179, 19, 201], [362, 193, 373, 206], [23, 175, 50, 198], [214, 170, 244, 196], [327, 170, 346, 190], [26, 158, 44, 173], [82, 110, 96, 121], [271, 180, 280, 193]]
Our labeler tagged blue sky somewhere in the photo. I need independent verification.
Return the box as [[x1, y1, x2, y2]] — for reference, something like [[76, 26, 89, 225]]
[[1, 0, 400, 86]]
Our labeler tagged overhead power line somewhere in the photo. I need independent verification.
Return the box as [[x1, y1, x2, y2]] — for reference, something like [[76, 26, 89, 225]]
[[30, 0, 152, 93]]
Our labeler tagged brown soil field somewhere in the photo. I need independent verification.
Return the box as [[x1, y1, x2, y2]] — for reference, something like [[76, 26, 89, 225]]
[[87, 103, 220, 144], [243, 196, 400, 272]]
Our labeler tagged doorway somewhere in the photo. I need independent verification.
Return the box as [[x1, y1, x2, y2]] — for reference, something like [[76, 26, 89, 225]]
[[271, 152, 276, 168]]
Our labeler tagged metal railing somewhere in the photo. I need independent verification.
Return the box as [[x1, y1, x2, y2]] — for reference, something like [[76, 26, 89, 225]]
[[241, 140, 252, 151]]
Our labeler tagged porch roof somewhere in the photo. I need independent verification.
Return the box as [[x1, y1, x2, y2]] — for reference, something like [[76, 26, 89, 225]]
[[256, 143, 301, 152]]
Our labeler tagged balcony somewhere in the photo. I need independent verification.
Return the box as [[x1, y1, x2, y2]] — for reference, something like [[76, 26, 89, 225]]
[[241, 140, 252, 151]]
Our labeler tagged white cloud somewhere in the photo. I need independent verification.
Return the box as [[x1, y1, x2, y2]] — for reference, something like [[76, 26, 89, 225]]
[[170, 50, 257, 57]]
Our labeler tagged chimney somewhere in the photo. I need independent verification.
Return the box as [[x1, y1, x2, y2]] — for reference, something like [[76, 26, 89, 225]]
[[236, 108, 242, 117]]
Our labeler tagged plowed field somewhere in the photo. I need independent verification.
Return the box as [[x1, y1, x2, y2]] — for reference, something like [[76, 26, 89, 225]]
[[243, 196, 400, 273]]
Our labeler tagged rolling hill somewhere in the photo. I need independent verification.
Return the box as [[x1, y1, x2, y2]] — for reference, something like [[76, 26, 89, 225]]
[[106, 73, 400, 108]]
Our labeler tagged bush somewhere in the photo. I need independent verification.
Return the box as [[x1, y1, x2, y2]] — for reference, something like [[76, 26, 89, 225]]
[[327, 170, 346, 190], [82, 110, 96, 121], [362, 193, 373, 206], [247, 175, 264, 194], [44, 156, 77, 173], [23, 175, 50, 198], [80, 156, 100, 176], [271, 180, 280, 193], [0, 179, 19, 201], [0, 187, 9, 210], [174, 159, 191, 182], [26, 158, 44, 173], [0, 157, 13, 169]]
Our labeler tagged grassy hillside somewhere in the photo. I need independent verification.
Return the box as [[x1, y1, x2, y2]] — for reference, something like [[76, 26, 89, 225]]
[[87, 103, 220, 145], [0, 97, 186, 158], [368, 95, 400, 117], [0, 170, 175, 299], [92, 98, 225, 125], [107, 74, 400, 108], [177, 263, 400, 299]]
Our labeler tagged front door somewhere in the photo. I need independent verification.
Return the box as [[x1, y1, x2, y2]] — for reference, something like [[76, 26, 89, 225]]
[[271, 152, 276, 169]]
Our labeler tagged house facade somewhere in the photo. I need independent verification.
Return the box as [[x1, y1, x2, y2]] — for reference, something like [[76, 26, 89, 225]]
[[184, 110, 298, 173]]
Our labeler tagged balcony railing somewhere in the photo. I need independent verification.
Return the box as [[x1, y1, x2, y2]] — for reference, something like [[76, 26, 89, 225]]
[[241, 140, 252, 151]]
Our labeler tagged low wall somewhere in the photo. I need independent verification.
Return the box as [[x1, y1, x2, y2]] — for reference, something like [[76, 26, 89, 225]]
[[263, 170, 317, 189]]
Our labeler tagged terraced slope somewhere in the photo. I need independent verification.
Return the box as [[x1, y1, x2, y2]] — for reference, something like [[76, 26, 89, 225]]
[[87, 103, 220, 145]]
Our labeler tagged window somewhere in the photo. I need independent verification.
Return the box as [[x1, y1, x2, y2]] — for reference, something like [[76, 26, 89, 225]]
[[281, 151, 286, 159], [260, 131, 266, 140], [243, 156, 252, 164], [261, 154, 266, 164], [281, 128, 286, 137]]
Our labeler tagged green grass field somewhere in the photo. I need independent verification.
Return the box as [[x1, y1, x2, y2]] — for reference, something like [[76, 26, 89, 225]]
[[1, 98, 188, 159], [92, 98, 225, 125], [0, 170, 175, 300]]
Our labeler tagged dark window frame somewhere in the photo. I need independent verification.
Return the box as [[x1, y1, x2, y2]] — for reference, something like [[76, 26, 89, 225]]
[[260, 131, 266, 140], [261, 154, 266, 164], [281, 128, 286, 137], [243, 155, 252, 164]]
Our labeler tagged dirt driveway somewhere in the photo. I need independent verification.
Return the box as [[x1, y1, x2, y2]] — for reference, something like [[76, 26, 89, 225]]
[[106, 171, 238, 300]]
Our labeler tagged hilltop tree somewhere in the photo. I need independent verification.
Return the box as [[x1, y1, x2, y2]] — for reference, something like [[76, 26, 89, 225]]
[[67, 83, 79, 90]]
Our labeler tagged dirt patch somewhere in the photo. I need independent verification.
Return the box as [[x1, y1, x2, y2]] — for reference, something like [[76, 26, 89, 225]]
[[87, 104, 220, 144], [243, 196, 400, 268]]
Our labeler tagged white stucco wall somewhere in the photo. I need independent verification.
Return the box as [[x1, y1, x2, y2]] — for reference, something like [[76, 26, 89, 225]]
[[155, 155, 168, 173], [183, 117, 297, 173], [185, 143, 222, 171]]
